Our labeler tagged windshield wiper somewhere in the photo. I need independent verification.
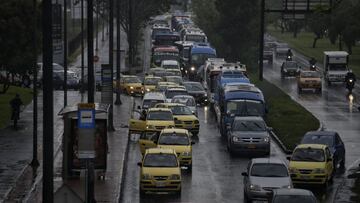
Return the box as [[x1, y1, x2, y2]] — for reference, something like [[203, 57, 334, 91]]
[[241, 122, 248, 129], [253, 122, 263, 130]]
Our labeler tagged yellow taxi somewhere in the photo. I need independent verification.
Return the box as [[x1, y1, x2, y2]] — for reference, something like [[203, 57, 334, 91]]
[[138, 148, 181, 196], [143, 76, 162, 92], [297, 70, 322, 93], [288, 144, 334, 187], [155, 103, 200, 136], [129, 108, 175, 154], [157, 128, 194, 171], [119, 75, 144, 96]]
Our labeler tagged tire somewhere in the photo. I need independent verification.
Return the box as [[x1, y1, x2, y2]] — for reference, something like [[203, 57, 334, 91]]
[[298, 87, 302, 93], [139, 188, 146, 198], [281, 72, 284, 79], [244, 190, 251, 203], [327, 80, 331, 86], [187, 164, 192, 172], [317, 88, 322, 94], [340, 157, 345, 169], [175, 187, 182, 198]]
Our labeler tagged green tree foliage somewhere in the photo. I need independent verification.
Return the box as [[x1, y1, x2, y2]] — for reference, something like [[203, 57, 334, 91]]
[[192, 0, 260, 70], [0, 0, 40, 93], [307, 5, 330, 48], [118, 0, 170, 67]]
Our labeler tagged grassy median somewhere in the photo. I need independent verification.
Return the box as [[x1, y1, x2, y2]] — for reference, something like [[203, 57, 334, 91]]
[[267, 26, 360, 76], [0, 86, 33, 129], [249, 73, 319, 151]]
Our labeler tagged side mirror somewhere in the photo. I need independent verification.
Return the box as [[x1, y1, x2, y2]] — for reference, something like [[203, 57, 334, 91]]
[[191, 141, 196, 145], [153, 140, 157, 144], [141, 83, 144, 85], [174, 117, 178, 121], [241, 172, 248, 176], [286, 156, 291, 161], [267, 127, 273, 131], [137, 162, 142, 167], [137, 105, 141, 110], [328, 158, 333, 162]]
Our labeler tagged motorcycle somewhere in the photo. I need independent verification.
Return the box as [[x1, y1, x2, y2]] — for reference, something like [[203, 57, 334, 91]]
[[346, 78, 355, 93], [286, 55, 292, 61]]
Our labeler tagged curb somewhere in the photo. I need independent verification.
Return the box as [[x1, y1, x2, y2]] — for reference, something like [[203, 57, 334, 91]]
[[117, 98, 135, 203], [269, 131, 292, 154]]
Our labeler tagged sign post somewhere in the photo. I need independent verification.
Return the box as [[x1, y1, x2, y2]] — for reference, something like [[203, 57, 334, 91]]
[[77, 103, 96, 203], [101, 64, 115, 131]]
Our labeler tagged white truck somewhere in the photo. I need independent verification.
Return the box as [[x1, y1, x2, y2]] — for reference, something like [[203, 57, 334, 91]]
[[323, 51, 349, 85]]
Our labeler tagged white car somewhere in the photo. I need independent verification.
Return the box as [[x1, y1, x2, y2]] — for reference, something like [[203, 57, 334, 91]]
[[141, 92, 166, 110], [171, 95, 198, 116], [161, 60, 180, 70]]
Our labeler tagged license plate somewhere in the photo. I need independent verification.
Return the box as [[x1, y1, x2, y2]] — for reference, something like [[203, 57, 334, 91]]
[[156, 181, 166, 187], [185, 125, 193, 129], [300, 175, 310, 179], [248, 144, 256, 149]]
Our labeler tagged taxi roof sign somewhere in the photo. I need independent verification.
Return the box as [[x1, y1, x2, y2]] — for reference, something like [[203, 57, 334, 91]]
[[78, 103, 95, 109]]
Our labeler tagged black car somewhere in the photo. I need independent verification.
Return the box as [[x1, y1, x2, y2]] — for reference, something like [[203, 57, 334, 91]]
[[53, 71, 80, 90], [281, 61, 300, 78], [300, 130, 345, 169], [271, 188, 317, 203], [183, 81, 208, 105]]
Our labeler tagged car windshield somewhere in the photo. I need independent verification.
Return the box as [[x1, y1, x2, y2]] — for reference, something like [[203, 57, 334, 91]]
[[291, 148, 325, 162], [172, 97, 196, 106], [143, 154, 178, 167], [301, 71, 320, 78], [184, 83, 204, 91], [163, 64, 179, 69], [273, 195, 315, 203], [329, 64, 347, 71], [227, 100, 265, 117], [251, 163, 289, 177], [144, 78, 161, 85], [153, 53, 179, 66], [191, 53, 216, 65], [232, 120, 266, 131], [301, 135, 334, 147], [185, 34, 206, 42], [170, 106, 193, 115], [124, 77, 141, 83], [166, 77, 183, 84], [142, 100, 164, 109], [285, 62, 298, 69], [158, 133, 190, 145], [147, 111, 173, 121], [166, 90, 188, 99]]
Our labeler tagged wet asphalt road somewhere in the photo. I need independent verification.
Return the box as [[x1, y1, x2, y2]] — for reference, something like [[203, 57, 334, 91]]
[[121, 100, 288, 203], [262, 47, 360, 202]]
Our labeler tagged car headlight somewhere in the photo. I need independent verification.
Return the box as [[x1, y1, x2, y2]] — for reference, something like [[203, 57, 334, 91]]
[[146, 88, 151, 92], [289, 167, 298, 173], [181, 67, 184, 71], [194, 120, 199, 124], [146, 125, 154, 129], [185, 70, 188, 74], [130, 86, 134, 89], [169, 174, 180, 180], [142, 174, 152, 180], [181, 151, 191, 156], [168, 125, 175, 128], [283, 69, 288, 72], [313, 168, 326, 174], [232, 136, 240, 142], [282, 185, 292, 189], [249, 184, 261, 191], [191, 66, 195, 71], [263, 136, 270, 143]]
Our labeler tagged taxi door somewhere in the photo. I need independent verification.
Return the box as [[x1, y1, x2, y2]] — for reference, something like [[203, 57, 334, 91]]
[[139, 131, 159, 155], [129, 111, 146, 133], [325, 147, 334, 178]]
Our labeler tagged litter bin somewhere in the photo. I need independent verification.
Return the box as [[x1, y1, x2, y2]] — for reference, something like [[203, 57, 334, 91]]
[[58, 103, 110, 180]]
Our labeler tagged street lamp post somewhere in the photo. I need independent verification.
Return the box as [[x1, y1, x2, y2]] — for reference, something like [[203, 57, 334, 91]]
[[64, 0, 68, 106], [108, 0, 115, 131], [115, 0, 122, 105], [31, 0, 39, 169], [80, 0, 85, 97], [42, 0, 54, 201], [259, 0, 265, 81]]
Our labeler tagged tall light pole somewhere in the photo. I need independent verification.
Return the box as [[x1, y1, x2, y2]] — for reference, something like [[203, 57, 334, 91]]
[[30, 0, 39, 169], [88, 0, 94, 103], [108, 0, 115, 130], [64, 0, 68, 106], [259, 0, 265, 81], [115, 0, 122, 105], [42, 0, 54, 201], [80, 0, 85, 97]]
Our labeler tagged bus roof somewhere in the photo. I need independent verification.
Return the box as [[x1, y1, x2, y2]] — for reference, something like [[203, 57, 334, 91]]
[[191, 43, 216, 55]]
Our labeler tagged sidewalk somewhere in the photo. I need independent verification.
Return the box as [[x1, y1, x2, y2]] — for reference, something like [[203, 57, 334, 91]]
[[0, 26, 132, 202]]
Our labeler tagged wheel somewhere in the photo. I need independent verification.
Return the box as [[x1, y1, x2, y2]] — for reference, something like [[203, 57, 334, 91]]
[[327, 80, 331, 86], [281, 72, 284, 79], [139, 187, 146, 198], [187, 164, 192, 172], [175, 187, 182, 198], [317, 88, 322, 94], [340, 157, 345, 169], [298, 87, 302, 93]]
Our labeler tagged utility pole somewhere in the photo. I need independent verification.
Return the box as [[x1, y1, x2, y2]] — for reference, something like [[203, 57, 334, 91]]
[[108, 0, 115, 131], [95, 0, 99, 52], [259, 0, 265, 81], [88, 0, 94, 103], [64, 0, 68, 106], [128, 0, 132, 70], [42, 0, 54, 202], [115, 0, 122, 105], [31, 0, 39, 169], [80, 0, 85, 97]]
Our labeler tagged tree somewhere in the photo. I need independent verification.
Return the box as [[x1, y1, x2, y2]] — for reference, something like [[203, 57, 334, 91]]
[[307, 5, 330, 48], [0, 0, 41, 93], [118, 0, 170, 69]]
